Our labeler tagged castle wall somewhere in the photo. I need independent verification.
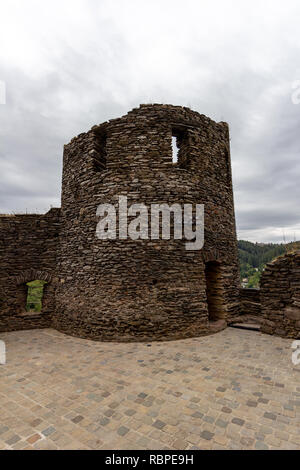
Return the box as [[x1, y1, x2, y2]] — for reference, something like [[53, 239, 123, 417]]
[[260, 251, 300, 339], [53, 104, 240, 341], [0, 209, 60, 332]]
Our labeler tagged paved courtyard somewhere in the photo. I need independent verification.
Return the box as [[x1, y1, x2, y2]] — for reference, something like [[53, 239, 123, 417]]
[[0, 327, 299, 450]]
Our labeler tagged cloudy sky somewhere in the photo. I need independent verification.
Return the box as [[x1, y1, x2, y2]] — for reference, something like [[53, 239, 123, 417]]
[[1, 0, 300, 243]]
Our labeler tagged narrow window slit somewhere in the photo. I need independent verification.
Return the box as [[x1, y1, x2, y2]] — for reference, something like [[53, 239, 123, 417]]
[[171, 127, 188, 167]]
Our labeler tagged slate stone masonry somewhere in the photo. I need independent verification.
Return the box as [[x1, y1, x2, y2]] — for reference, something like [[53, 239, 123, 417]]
[[236, 288, 262, 324], [260, 251, 300, 339]]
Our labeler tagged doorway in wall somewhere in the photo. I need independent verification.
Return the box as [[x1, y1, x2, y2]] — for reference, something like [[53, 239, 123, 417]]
[[204, 261, 225, 322]]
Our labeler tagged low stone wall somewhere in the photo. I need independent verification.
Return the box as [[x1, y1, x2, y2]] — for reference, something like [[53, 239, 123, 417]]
[[260, 251, 300, 339], [240, 288, 261, 316]]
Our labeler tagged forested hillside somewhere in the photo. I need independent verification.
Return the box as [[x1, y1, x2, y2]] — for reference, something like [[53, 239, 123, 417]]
[[238, 240, 300, 288]]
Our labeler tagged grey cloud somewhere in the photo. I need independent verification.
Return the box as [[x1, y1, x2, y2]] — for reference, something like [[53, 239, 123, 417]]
[[237, 207, 300, 231]]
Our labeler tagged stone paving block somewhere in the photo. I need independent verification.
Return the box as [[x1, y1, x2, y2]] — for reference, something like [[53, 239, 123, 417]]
[[232, 417, 245, 426], [27, 433, 42, 444], [255, 441, 269, 450], [152, 420, 166, 430], [117, 426, 129, 436], [264, 412, 277, 421], [200, 430, 214, 441], [6, 434, 21, 446], [216, 419, 228, 428]]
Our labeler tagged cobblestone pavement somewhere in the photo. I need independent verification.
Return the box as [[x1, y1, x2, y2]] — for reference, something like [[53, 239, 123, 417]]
[[0, 328, 299, 450]]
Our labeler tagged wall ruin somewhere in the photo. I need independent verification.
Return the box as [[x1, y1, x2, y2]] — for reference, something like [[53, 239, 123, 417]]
[[0, 209, 60, 332]]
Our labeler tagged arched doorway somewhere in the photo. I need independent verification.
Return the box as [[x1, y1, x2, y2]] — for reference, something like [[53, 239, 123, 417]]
[[14, 270, 54, 315]]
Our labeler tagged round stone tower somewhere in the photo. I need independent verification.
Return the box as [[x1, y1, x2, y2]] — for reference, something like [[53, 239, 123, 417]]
[[53, 104, 240, 341]]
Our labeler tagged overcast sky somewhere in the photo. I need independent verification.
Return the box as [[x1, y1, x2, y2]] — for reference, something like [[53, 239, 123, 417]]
[[1, 0, 300, 243]]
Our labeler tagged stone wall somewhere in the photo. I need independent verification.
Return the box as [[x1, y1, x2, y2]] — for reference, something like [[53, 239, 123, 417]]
[[260, 251, 300, 338], [0, 209, 60, 332], [237, 288, 262, 324], [53, 104, 240, 341]]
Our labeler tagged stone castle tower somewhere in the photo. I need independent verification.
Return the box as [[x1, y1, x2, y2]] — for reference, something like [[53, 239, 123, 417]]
[[0, 104, 240, 341]]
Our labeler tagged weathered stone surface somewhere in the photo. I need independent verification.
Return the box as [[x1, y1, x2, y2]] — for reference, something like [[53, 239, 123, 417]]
[[263, 319, 275, 328], [284, 306, 300, 321], [260, 251, 300, 339]]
